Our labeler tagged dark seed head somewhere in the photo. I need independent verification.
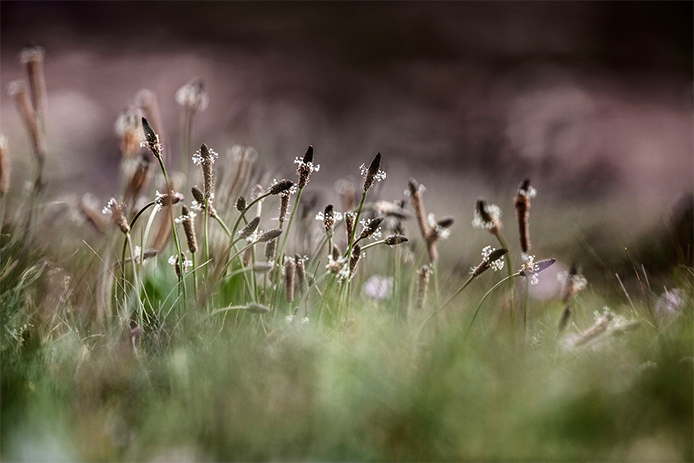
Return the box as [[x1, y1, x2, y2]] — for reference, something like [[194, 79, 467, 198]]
[[258, 228, 282, 243], [384, 234, 408, 246], [236, 196, 246, 212], [359, 216, 384, 240], [246, 303, 270, 314], [269, 179, 294, 196], [363, 152, 382, 192], [239, 216, 260, 240], [303, 145, 314, 164]]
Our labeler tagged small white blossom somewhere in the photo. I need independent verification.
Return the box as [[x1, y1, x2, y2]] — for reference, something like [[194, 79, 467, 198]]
[[192, 147, 219, 166], [315, 210, 344, 221], [102, 198, 118, 215], [175, 210, 197, 224], [359, 218, 382, 240], [519, 185, 537, 198], [557, 271, 588, 291], [472, 204, 502, 229], [190, 200, 203, 212], [482, 246, 505, 272], [294, 157, 320, 173], [359, 163, 386, 182], [271, 178, 298, 197], [133, 246, 142, 263]]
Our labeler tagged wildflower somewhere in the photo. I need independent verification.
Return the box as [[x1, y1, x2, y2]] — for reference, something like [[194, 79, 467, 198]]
[[141, 117, 162, 158], [359, 217, 384, 241], [175, 78, 209, 111], [360, 152, 386, 192], [155, 190, 184, 210], [558, 263, 588, 302], [257, 229, 282, 243], [192, 144, 219, 166], [427, 214, 454, 240], [133, 246, 142, 264], [472, 199, 502, 235], [362, 275, 393, 300], [295, 145, 319, 188], [236, 196, 247, 212], [470, 246, 507, 277], [238, 216, 260, 240], [269, 178, 295, 196], [316, 204, 343, 237], [384, 234, 408, 246], [519, 255, 556, 285], [344, 212, 356, 243], [102, 198, 130, 234], [514, 178, 535, 254], [179, 204, 197, 254], [168, 253, 193, 277]]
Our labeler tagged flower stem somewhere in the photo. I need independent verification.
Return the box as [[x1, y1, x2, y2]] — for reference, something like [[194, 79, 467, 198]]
[[464, 272, 520, 341]]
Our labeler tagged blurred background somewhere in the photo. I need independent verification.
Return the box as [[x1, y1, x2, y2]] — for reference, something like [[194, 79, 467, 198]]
[[1, 1, 692, 240]]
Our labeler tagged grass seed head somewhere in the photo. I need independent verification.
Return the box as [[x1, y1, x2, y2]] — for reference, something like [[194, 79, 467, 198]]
[[471, 247, 508, 277], [239, 216, 260, 240], [323, 204, 335, 237], [103, 198, 130, 234], [349, 243, 362, 278], [359, 216, 384, 240], [236, 196, 246, 212], [295, 253, 306, 296], [514, 177, 534, 254], [279, 194, 290, 223], [141, 117, 162, 157], [19, 45, 47, 128], [415, 266, 431, 311], [345, 212, 356, 244], [296, 145, 318, 189], [8, 80, 45, 161], [362, 152, 383, 192], [385, 234, 408, 246], [246, 303, 270, 315], [264, 239, 276, 260], [269, 179, 294, 196], [258, 228, 282, 243], [181, 204, 197, 254], [155, 191, 184, 207], [242, 247, 253, 267]]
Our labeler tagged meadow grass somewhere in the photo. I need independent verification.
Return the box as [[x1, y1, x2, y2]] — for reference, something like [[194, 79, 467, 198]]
[[1, 47, 692, 461]]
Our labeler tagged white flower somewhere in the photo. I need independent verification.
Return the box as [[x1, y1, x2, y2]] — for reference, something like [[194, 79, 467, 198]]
[[362, 275, 393, 300], [520, 255, 540, 285], [168, 254, 193, 269], [359, 218, 382, 240], [482, 246, 505, 272], [192, 147, 219, 166], [359, 163, 386, 182], [427, 214, 451, 240], [315, 210, 344, 221], [175, 210, 197, 224], [294, 157, 320, 173], [190, 200, 203, 212], [175, 81, 209, 111], [519, 185, 537, 198], [301, 317, 309, 325], [557, 271, 588, 291], [133, 246, 142, 264], [472, 203, 502, 230], [102, 198, 118, 215], [168, 255, 177, 266]]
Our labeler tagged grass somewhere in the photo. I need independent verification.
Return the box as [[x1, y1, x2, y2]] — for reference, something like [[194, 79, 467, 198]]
[[1, 47, 692, 461]]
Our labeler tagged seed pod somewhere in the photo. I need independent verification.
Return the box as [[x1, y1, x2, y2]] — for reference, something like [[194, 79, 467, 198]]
[[363, 152, 381, 192], [415, 266, 430, 311], [297, 145, 315, 189], [199, 144, 214, 199], [514, 178, 532, 254], [105, 198, 130, 234], [279, 194, 290, 223], [359, 217, 384, 241], [239, 216, 260, 240], [284, 257, 296, 302], [519, 258, 556, 277], [295, 254, 306, 297], [345, 213, 356, 244], [236, 196, 246, 212], [181, 204, 197, 254], [156, 191, 184, 207], [471, 248, 508, 277], [141, 117, 161, 157], [191, 185, 205, 204], [322, 204, 335, 237], [385, 234, 408, 246], [269, 179, 294, 196], [349, 243, 362, 278], [258, 228, 282, 243], [124, 154, 151, 206]]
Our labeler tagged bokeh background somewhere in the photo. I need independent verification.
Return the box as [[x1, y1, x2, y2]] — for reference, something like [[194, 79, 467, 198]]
[[1, 1, 692, 237]]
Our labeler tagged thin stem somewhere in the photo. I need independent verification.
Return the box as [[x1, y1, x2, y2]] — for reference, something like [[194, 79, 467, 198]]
[[126, 233, 143, 327], [213, 214, 232, 237], [191, 251, 198, 298], [230, 192, 271, 239], [419, 274, 475, 332], [273, 188, 303, 310], [464, 273, 520, 341], [496, 232, 515, 306]]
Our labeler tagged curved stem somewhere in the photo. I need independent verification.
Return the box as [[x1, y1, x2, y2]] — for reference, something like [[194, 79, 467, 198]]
[[464, 273, 520, 341], [419, 274, 475, 332]]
